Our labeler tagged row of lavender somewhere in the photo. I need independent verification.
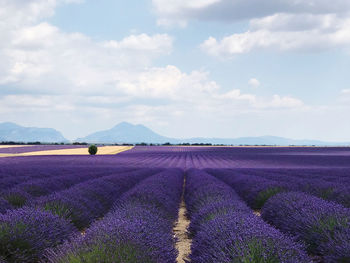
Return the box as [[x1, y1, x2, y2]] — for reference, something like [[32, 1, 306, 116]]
[[0, 168, 162, 262], [53, 168, 346, 263], [0, 145, 87, 154], [46, 168, 183, 263], [206, 168, 350, 208], [120, 146, 350, 169], [185, 169, 311, 262], [1, 169, 350, 262], [2, 166, 334, 263], [208, 169, 350, 261], [2, 146, 350, 171], [0, 167, 139, 213]]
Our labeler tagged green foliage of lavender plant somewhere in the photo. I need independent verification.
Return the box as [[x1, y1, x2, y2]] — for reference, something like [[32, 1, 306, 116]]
[[59, 243, 154, 263], [3, 193, 27, 208], [0, 208, 77, 262], [255, 187, 284, 208]]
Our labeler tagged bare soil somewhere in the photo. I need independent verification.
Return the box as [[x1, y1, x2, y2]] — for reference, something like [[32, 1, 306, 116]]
[[174, 180, 192, 263], [253, 210, 261, 217]]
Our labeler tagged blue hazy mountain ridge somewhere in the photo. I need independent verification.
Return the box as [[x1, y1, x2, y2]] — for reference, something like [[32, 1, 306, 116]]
[[77, 122, 347, 146], [0, 122, 68, 143], [76, 122, 171, 144], [0, 121, 347, 145]]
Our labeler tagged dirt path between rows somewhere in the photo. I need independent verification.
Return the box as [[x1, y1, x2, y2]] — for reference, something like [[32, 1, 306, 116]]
[[173, 178, 192, 263]]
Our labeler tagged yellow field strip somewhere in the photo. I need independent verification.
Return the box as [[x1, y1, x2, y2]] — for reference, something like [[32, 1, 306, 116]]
[[0, 146, 134, 157], [0, 145, 34, 149]]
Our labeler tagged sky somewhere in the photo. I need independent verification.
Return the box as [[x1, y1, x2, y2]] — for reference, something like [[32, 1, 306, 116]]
[[1, 0, 350, 141]]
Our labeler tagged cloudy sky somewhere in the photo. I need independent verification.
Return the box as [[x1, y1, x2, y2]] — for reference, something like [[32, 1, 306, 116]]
[[1, 0, 350, 141]]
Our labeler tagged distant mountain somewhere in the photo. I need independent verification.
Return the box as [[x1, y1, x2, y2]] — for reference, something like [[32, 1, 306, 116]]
[[76, 122, 172, 144], [0, 122, 68, 143], [77, 122, 349, 146], [1, 121, 347, 145], [178, 136, 345, 146]]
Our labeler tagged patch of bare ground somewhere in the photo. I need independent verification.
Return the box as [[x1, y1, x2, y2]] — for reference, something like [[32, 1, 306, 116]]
[[253, 210, 261, 217], [174, 179, 192, 263]]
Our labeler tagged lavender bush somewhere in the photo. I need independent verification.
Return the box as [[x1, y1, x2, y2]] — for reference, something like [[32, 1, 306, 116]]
[[191, 212, 311, 263], [1, 167, 141, 210], [208, 169, 290, 209], [0, 145, 86, 154], [32, 169, 158, 229], [262, 191, 350, 261], [2, 189, 31, 208], [234, 168, 350, 208], [2, 174, 99, 208], [0, 207, 77, 262], [321, 229, 350, 262], [186, 169, 311, 263], [185, 169, 250, 235], [46, 169, 184, 263], [0, 198, 11, 214]]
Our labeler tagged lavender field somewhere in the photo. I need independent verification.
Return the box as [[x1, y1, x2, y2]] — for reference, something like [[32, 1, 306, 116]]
[[0, 146, 350, 262], [0, 145, 87, 154]]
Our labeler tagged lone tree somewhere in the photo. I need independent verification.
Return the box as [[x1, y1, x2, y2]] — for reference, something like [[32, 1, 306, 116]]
[[88, 144, 98, 155]]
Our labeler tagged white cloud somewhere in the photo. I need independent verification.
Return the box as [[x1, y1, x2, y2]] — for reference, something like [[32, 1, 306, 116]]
[[0, 21, 174, 91], [152, 0, 219, 14], [152, 0, 350, 26], [0, 0, 82, 30], [0, 0, 313, 139], [248, 78, 260, 88], [153, 0, 220, 26], [102, 34, 173, 54], [249, 13, 340, 32], [117, 66, 219, 100], [214, 90, 303, 110], [201, 13, 350, 57], [0, 0, 301, 114], [340, 89, 350, 102], [216, 89, 256, 103], [265, 95, 304, 109], [154, 0, 350, 56]]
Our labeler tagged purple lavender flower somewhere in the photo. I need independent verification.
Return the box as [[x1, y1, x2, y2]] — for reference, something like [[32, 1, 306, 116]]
[[261, 191, 350, 260], [32, 169, 157, 229], [47, 207, 175, 263], [1, 190, 31, 208], [207, 169, 289, 209], [0, 207, 77, 262], [46, 169, 184, 263], [191, 212, 311, 263], [185, 169, 250, 235], [186, 169, 311, 263], [0, 145, 86, 154], [229, 168, 350, 208], [0, 198, 12, 214], [321, 228, 350, 262]]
